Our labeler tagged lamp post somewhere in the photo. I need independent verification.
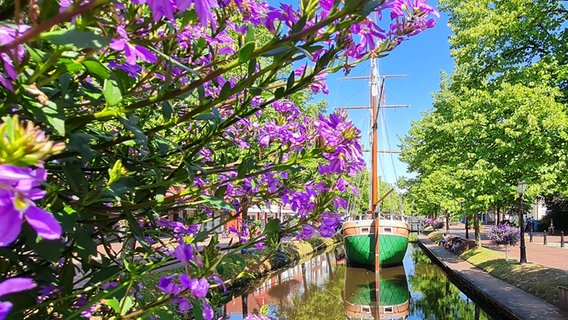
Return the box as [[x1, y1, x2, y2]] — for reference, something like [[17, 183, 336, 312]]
[[517, 181, 527, 264]]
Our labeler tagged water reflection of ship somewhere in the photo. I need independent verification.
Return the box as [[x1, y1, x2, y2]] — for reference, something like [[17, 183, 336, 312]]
[[343, 266, 409, 320]]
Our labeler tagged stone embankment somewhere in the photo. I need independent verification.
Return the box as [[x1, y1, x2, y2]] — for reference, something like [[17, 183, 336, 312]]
[[417, 231, 568, 320]]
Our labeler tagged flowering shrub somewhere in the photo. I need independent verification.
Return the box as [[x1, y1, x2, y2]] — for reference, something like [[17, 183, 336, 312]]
[[488, 224, 520, 246], [425, 217, 444, 229], [0, 0, 438, 319]]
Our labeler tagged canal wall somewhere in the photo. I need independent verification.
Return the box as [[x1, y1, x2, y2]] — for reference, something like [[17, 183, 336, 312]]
[[417, 232, 568, 320], [221, 234, 342, 301]]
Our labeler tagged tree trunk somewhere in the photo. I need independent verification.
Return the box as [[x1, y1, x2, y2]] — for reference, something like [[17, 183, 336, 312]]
[[474, 212, 481, 247], [496, 207, 501, 225], [445, 211, 450, 234]]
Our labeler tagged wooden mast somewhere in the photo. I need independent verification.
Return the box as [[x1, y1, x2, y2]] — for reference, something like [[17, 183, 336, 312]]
[[370, 55, 380, 271], [370, 56, 381, 320], [370, 57, 380, 214]]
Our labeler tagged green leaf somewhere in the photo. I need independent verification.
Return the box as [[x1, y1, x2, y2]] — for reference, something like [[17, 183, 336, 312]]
[[119, 117, 148, 146], [262, 46, 292, 56], [263, 218, 281, 235], [75, 228, 97, 262], [25, 46, 47, 64], [43, 101, 66, 135], [244, 22, 255, 43], [162, 101, 173, 121], [109, 177, 141, 197], [214, 185, 227, 199], [61, 259, 75, 294], [199, 194, 234, 210], [247, 58, 257, 77], [291, 16, 307, 34], [274, 87, 285, 98], [83, 59, 111, 81], [103, 79, 122, 107], [56, 204, 79, 233], [68, 133, 96, 162], [106, 297, 121, 314], [192, 300, 205, 320], [237, 156, 255, 178], [27, 238, 64, 262], [119, 296, 134, 315], [26, 99, 66, 136], [358, 0, 382, 16], [40, 27, 111, 49], [238, 42, 256, 63], [286, 71, 295, 90], [218, 80, 232, 101], [195, 112, 218, 121], [38, 0, 60, 23]]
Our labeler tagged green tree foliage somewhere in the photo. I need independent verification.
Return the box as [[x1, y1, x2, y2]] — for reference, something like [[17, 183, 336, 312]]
[[401, 0, 568, 225]]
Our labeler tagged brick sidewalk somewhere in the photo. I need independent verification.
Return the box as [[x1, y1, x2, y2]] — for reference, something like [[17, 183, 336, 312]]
[[445, 223, 568, 270]]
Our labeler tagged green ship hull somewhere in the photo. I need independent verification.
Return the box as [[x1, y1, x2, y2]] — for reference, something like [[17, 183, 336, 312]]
[[343, 232, 408, 268], [343, 265, 410, 319], [344, 265, 409, 307]]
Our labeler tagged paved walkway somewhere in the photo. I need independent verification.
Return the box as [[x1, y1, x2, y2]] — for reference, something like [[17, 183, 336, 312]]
[[418, 223, 568, 320], [447, 223, 568, 270]]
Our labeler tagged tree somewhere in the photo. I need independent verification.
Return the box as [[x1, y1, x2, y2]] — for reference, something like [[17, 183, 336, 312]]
[[401, 0, 568, 247]]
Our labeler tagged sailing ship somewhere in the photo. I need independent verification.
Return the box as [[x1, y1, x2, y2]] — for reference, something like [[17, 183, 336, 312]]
[[341, 57, 410, 268], [343, 265, 410, 320]]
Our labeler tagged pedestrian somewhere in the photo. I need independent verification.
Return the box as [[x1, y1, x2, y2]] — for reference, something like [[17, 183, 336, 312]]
[[525, 218, 531, 232]]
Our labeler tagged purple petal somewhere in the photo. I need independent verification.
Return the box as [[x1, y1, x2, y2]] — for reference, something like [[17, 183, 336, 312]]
[[123, 45, 137, 65], [157, 276, 181, 295], [179, 273, 192, 290], [0, 277, 36, 297], [134, 45, 157, 63], [0, 301, 12, 320], [0, 165, 33, 182], [190, 278, 209, 299], [202, 300, 213, 320], [0, 205, 23, 247], [24, 206, 62, 240]]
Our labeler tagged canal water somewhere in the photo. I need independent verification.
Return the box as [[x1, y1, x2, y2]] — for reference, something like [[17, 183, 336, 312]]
[[221, 243, 494, 319]]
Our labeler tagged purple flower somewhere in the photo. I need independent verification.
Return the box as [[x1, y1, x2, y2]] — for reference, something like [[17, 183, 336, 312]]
[[350, 19, 386, 53], [202, 300, 213, 320], [173, 296, 191, 313], [109, 26, 157, 66], [0, 165, 61, 246], [178, 274, 209, 298], [332, 197, 348, 210], [321, 211, 342, 228], [489, 224, 520, 246], [318, 224, 336, 238], [171, 242, 203, 267], [147, 0, 175, 22], [0, 24, 30, 91], [0, 277, 36, 320], [193, 0, 219, 27], [298, 224, 315, 239], [37, 283, 59, 303], [156, 276, 182, 295]]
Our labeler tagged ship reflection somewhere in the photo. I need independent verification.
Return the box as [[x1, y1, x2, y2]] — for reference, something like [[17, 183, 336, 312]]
[[343, 266, 410, 320]]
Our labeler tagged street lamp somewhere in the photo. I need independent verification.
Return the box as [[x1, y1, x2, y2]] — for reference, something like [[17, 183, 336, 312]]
[[517, 181, 527, 264]]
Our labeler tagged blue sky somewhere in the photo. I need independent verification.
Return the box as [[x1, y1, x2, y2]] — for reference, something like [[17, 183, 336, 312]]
[[318, 2, 455, 184]]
